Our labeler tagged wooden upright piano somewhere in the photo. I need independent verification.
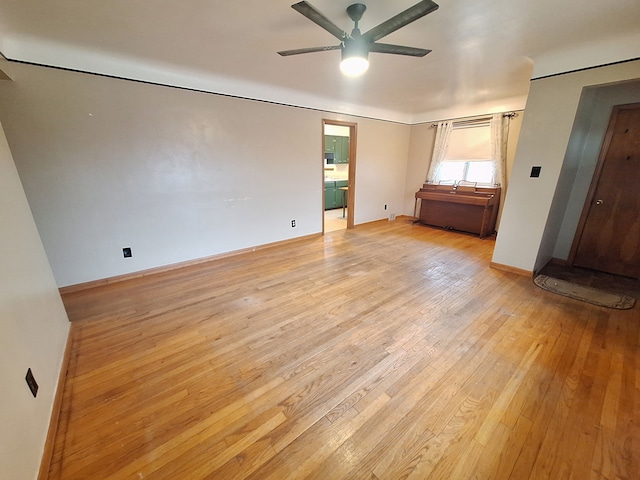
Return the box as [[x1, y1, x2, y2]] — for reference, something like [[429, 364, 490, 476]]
[[414, 183, 501, 238]]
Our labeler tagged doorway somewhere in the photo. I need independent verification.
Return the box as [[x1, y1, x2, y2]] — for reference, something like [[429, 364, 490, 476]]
[[569, 102, 640, 279], [322, 119, 357, 232]]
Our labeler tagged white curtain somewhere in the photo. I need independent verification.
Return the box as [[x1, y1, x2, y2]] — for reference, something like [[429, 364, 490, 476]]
[[426, 121, 453, 183], [491, 113, 511, 231], [490, 113, 509, 188]]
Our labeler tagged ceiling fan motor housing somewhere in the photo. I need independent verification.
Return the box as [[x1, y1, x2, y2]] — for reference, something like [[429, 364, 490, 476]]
[[342, 37, 369, 61], [347, 3, 367, 24]]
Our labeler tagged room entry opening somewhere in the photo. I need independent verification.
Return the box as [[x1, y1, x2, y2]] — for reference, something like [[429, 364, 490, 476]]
[[322, 120, 357, 232]]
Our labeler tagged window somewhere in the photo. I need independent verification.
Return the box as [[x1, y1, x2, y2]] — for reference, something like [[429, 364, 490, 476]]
[[439, 160, 494, 184], [437, 161, 464, 182], [437, 120, 495, 185], [466, 161, 494, 183]]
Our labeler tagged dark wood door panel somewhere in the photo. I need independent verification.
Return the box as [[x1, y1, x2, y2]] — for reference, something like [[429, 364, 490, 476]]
[[572, 103, 640, 278]]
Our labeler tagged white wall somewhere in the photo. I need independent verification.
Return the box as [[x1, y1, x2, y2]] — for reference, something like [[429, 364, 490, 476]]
[[0, 60, 410, 287], [404, 123, 436, 215], [353, 120, 410, 222], [0, 121, 70, 480], [492, 60, 640, 273], [324, 124, 350, 136]]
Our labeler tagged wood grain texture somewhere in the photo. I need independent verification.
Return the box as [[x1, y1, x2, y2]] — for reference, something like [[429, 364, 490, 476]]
[[49, 219, 639, 479], [572, 103, 640, 278]]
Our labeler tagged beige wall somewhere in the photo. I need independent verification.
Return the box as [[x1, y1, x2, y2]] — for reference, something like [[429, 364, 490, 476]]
[[404, 122, 436, 216], [0, 59, 411, 287], [0, 120, 70, 480], [492, 59, 640, 273]]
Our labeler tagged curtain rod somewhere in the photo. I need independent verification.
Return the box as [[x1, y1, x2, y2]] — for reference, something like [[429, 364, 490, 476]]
[[429, 111, 518, 128]]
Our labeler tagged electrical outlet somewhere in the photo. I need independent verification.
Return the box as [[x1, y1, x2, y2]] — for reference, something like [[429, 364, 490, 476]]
[[291, 220, 296, 228], [123, 247, 132, 258], [530, 166, 542, 178], [384, 204, 388, 210], [25, 368, 38, 398]]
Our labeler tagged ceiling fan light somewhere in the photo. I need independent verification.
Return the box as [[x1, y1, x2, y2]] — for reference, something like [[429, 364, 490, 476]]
[[340, 40, 369, 77], [340, 56, 369, 76]]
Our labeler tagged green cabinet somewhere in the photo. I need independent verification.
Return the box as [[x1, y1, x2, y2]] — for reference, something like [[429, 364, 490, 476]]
[[335, 180, 348, 209], [324, 180, 349, 210], [339, 137, 349, 164], [324, 135, 350, 164], [324, 137, 336, 163], [324, 181, 337, 210]]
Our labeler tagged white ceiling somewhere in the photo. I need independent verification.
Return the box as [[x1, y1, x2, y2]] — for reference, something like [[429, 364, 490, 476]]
[[1, 0, 639, 123]]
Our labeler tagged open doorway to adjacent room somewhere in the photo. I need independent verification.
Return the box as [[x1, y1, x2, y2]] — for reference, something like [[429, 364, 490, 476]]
[[322, 119, 356, 232]]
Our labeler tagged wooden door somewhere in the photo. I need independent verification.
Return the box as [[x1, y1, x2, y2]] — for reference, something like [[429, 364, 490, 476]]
[[571, 103, 640, 278]]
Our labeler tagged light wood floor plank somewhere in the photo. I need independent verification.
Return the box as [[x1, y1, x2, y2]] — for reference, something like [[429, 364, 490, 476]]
[[47, 219, 640, 479]]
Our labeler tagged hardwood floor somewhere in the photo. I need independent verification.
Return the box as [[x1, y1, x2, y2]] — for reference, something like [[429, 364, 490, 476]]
[[324, 207, 347, 232], [50, 219, 639, 479]]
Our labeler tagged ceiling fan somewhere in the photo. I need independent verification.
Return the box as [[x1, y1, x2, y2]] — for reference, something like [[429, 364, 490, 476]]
[[277, 0, 439, 76]]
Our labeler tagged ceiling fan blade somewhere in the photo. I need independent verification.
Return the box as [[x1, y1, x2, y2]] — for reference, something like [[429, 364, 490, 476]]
[[369, 43, 431, 57], [277, 45, 341, 57], [291, 1, 347, 41], [362, 0, 439, 43]]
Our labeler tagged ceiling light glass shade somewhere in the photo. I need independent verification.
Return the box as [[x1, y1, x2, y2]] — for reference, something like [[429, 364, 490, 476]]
[[340, 56, 369, 76], [340, 40, 369, 77]]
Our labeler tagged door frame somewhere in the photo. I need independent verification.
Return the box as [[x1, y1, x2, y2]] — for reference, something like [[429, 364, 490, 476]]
[[322, 119, 357, 231], [567, 102, 640, 268]]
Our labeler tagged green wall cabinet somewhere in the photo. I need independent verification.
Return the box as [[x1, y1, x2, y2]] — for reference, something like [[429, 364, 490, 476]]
[[324, 135, 349, 164], [340, 137, 349, 163]]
